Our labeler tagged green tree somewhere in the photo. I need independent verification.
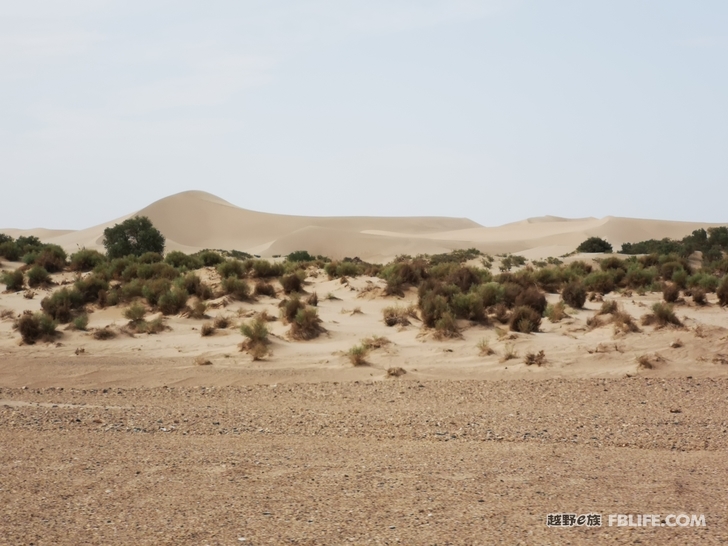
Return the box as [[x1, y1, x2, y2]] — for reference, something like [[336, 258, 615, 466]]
[[577, 237, 612, 253], [103, 216, 165, 259]]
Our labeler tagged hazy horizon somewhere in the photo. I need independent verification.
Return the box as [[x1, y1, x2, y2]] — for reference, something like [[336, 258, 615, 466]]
[[2, 1, 727, 230]]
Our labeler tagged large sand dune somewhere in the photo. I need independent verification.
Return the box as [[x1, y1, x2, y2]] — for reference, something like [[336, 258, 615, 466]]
[[3, 190, 724, 261]]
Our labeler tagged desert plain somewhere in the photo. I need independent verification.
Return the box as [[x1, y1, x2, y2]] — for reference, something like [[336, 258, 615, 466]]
[[1, 191, 728, 545]]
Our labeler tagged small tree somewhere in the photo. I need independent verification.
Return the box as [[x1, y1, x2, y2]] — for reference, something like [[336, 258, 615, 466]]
[[577, 237, 613, 253], [103, 216, 165, 259]]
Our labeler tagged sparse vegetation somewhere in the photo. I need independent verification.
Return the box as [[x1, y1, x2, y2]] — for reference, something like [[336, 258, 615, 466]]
[[477, 338, 495, 356], [509, 306, 541, 333], [524, 350, 546, 366], [14, 311, 57, 344], [254, 281, 276, 297], [93, 326, 116, 340], [289, 306, 323, 340], [200, 322, 215, 336], [642, 303, 682, 328], [561, 280, 586, 309], [240, 317, 270, 358], [382, 305, 416, 327], [500, 342, 518, 362], [347, 344, 369, 366], [1, 269, 24, 292]]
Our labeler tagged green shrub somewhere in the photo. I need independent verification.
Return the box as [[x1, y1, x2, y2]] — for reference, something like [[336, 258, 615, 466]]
[[583, 271, 614, 294], [577, 237, 612, 253], [1, 269, 25, 291], [34, 245, 67, 273], [717, 276, 728, 306], [195, 250, 224, 267], [347, 344, 369, 366], [250, 259, 285, 278], [599, 256, 625, 271], [501, 282, 523, 308], [687, 272, 719, 293], [509, 306, 541, 333], [450, 292, 486, 322], [561, 280, 586, 308], [217, 259, 245, 279], [103, 216, 165, 259], [0, 241, 20, 261], [221, 277, 250, 300], [650, 302, 682, 327], [124, 302, 146, 322], [75, 274, 109, 303], [534, 267, 561, 293], [158, 287, 189, 315], [15, 311, 57, 343], [672, 268, 688, 289], [142, 278, 172, 306], [72, 314, 89, 331], [280, 272, 305, 294], [120, 279, 145, 302], [177, 273, 213, 300], [476, 282, 504, 307], [138, 251, 163, 264], [287, 250, 314, 262], [280, 295, 306, 323], [659, 261, 685, 282], [164, 250, 202, 270], [41, 288, 84, 323], [27, 266, 50, 288], [418, 292, 450, 328], [434, 311, 459, 339], [69, 249, 106, 272], [691, 287, 707, 305], [289, 307, 323, 340], [623, 266, 657, 289]]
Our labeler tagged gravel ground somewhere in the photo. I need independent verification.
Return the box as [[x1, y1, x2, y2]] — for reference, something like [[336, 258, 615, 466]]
[[1, 377, 727, 545]]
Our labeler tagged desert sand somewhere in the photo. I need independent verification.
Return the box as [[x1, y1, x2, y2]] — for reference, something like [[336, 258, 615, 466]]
[[1, 192, 728, 544]]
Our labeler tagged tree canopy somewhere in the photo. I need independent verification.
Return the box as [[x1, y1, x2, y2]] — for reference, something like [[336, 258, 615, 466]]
[[103, 216, 165, 259]]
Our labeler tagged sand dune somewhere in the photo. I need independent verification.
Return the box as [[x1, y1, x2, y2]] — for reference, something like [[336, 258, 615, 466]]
[[2, 190, 725, 261]]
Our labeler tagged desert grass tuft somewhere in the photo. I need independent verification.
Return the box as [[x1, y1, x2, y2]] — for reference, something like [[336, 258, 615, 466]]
[[477, 337, 495, 356], [524, 350, 546, 366]]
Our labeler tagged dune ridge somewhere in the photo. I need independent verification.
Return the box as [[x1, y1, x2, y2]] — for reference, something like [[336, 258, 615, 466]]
[[2, 190, 725, 262]]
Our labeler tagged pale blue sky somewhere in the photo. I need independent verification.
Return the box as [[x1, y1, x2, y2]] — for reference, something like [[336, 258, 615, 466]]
[[1, 1, 726, 229]]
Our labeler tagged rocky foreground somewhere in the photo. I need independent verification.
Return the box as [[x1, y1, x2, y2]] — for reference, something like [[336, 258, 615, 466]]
[[1, 377, 727, 545]]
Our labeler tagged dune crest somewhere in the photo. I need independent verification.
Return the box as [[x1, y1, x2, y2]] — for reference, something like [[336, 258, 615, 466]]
[[2, 190, 725, 262]]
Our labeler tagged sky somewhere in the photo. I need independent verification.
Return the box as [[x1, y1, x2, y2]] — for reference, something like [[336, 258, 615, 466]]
[[1, 0, 727, 230]]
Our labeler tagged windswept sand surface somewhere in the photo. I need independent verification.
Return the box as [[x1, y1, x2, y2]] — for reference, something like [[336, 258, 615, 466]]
[[3, 190, 725, 261]]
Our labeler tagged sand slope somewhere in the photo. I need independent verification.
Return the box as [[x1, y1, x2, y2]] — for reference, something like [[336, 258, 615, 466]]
[[2, 190, 725, 262]]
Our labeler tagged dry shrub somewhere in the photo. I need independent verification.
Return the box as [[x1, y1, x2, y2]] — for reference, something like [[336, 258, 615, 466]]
[[23, 290, 35, 300], [254, 281, 276, 298], [347, 344, 369, 366], [509, 306, 541, 333], [195, 356, 212, 366], [185, 299, 208, 319], [637, 354, 664, 369], [382, 305, 413, 327], [515, 286, 547, 315], [213, 315, 231, 329], [307, 291, 318, 307], [93, 326, 116, 340], [350, 306, 363, 315], [386, 367, 406, 378], [139, 317, 166, 334], [691, 287, 707, 306], [670, 339, 683, 348], [524, 350, 546, 366], [200, 322, 215, 337], [0, 308, 14, 320], [558, 280, 586, 308], [612, 310, 640, 334], [597, 300, 618, 316], [257, 310, 277, 322], [240, 317, 270, 358], [586, 315, 606, 330], [362, 335, 390, 350], [289, 307, 324, 340], [662, 283, 680, 303], [491, 303, 510, 324], [477, 338, 495, 356]]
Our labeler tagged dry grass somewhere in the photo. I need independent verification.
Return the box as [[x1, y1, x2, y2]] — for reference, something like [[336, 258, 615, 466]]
[[477, 338, 495, 356], [240, 317, 270, 359], [500, 342, 518, 362], [362, 335, 391, 350], [545, 302, 568, 323], [386, 367, 406, 378]]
